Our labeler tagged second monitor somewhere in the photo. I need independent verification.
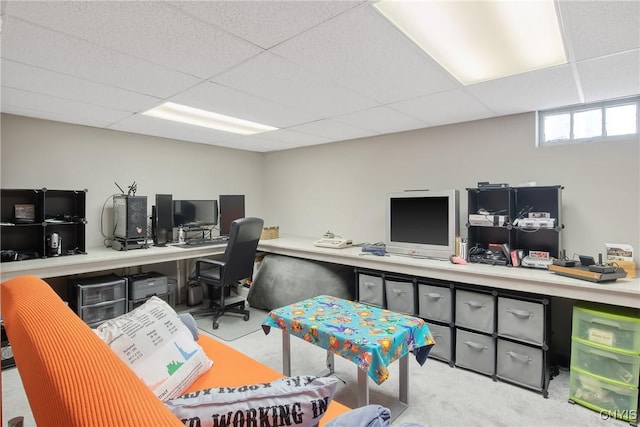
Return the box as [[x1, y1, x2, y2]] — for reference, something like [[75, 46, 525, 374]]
[[219, 195, 245, 236], [173, 199, 218, 230]]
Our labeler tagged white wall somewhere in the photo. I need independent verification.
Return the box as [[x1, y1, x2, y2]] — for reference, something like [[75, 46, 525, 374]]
[[2, 112, 638, 262], [263, 113, 639, 261], [1, 114, 266, 249]]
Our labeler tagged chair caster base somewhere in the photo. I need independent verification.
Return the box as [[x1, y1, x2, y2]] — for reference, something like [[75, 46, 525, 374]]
[[212, 322, 219, 330], [243, 313, 250, 321]]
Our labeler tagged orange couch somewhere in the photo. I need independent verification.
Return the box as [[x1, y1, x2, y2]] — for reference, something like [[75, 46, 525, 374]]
[[1, 275, 350, 426]]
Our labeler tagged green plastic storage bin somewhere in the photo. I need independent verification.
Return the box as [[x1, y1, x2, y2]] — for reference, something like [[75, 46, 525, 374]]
[[570, 368, 639, 423], [571, 337, 640, 387], [572, 303, 640, 353]]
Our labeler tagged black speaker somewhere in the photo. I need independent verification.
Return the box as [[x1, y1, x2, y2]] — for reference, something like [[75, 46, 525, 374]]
[[219, 194, 245, 236], [113, 195, 147, 239]]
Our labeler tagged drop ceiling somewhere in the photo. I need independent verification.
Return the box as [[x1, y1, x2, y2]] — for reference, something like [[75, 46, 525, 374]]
[[1, 1, 638, 152]]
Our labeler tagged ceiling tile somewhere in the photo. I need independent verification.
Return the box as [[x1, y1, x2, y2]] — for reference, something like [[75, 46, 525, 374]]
[[1, 87, 132, 126], [108, 114, 240, 145], [390, 90, 495, 127], [336, 105, 430, 133], [466, 65, 581, 115], [170, 0, 361, 50], [213, 52, 378, 117], [214, 134, 303, 153], [1, 60, 161, 113], [169, 81, 321, 129], [0, 1, 637, 153], [288, 118, 376, 141], [251, 128, 333, 146], [560, 1, 640, 61], [271, 3, 458, 104], [2, 19, 201, 98], [5, 1, 262, 78], [577, 50, 640, 103]]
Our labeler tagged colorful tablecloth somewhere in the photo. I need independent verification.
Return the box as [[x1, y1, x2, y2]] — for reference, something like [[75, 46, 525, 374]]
[[262, 295, 435, 385]]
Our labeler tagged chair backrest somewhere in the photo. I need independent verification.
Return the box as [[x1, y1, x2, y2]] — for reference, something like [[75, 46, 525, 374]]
[[220, 217, 264, 285]]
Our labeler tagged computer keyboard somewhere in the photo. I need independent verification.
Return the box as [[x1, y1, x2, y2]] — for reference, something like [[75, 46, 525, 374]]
[[184, 236, 228, 247]]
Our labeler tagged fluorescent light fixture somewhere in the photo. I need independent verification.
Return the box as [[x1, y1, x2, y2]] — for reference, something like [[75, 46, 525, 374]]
[[373, 0, 567, 85], [142, 102, 278, 135]]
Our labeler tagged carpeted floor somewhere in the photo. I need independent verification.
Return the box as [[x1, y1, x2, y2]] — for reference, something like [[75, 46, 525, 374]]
[[225, 328, 634, 427], [193, 305, 268, 341], [2, 315, 635, 427]]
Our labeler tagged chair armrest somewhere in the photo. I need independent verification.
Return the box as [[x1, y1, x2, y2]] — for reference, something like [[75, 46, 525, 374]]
[[196, 258, 225, 267], [195, 258, 226, 275]]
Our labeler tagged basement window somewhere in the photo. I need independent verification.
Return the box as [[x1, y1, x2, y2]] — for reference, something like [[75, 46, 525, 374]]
[[537, 96, 639, 146]]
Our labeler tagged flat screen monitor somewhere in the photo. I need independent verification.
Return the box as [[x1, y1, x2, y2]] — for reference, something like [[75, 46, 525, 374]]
[[219, 195, 245, 236], [173, 199, 218, 229], [153, 194, 173, 246], [386, 189, 459, 260]]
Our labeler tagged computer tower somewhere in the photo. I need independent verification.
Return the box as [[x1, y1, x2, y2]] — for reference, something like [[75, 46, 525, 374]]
[[112, 195, 148, 251], [113, 195, 147, 240], [219, 194, 245, 236]]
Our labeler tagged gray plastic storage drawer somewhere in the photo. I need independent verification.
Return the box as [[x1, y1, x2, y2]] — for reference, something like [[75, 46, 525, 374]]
[[497, 339, 544, 390], [427, 322, 452, 363], [70, 274, 127, 308], [418, 284, 453, 323], [81, 298, 126, 326], [497, 297, 545, 346], [456, 329, 495, 375], [456, 290, 495, 334], [385, 279, 415, 314], [358, 273, 384, 307], [79, 280, 126, 306]]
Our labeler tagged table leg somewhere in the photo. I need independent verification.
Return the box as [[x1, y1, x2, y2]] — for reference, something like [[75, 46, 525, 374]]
[[282, 329, 291, 376], [326, 351, 335, 375], [399, 353, 408, 404], [386, 354, 409, 421], [357, 368, 369, 407], [176, 259, 187, 304]]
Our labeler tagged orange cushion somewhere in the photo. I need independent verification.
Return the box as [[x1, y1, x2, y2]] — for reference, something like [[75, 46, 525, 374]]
[[1, 275, 351, 426], [2, 276, 182, 427]]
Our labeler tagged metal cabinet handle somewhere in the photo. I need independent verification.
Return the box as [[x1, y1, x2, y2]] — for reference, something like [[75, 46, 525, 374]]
[[364, 282, 377, 289], [506, 309, 533, 319], [426, 292, 441, 300], [392, 289, 407, 295]]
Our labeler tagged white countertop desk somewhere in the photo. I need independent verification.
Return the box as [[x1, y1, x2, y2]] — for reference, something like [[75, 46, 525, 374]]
[[258, 237, 640, 309], [0, 244, 227, 303], [2, 236, 638, 309]]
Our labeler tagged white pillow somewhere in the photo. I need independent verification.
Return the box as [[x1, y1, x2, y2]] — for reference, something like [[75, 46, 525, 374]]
[[165, 375, 339, 427], [95, 296, 213, 401]]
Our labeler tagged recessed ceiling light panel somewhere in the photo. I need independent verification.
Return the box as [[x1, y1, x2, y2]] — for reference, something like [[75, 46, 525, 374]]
[[373, 0, 567, 85], [142, 102, 278, 135]]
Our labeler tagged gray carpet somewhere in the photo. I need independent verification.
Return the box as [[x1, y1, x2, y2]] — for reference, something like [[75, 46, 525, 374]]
[[193, 305, 269, 341], [2, 327, 634, 427], [224, 329, 633, 427]]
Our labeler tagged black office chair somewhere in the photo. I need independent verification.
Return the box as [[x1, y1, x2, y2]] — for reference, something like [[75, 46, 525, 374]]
[[190, 217, 264, 329]]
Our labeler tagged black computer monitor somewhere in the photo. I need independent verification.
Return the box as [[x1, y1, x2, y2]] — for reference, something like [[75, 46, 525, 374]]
[[173, 199, 218, 230], [219, 195, 245, 236], [153, 194, 173, 246]]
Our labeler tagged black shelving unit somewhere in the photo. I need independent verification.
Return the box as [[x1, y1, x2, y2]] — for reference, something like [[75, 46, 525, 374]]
[[466, 185, 563, 262], [1, 188, 87, 262]]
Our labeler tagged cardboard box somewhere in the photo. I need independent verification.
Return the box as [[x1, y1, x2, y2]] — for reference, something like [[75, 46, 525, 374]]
[[605, 260, 637, 278]]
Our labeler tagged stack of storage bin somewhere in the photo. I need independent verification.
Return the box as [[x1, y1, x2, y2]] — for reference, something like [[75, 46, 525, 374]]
[[69, 274, 127, 327], [569, 303, 640, 424]]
